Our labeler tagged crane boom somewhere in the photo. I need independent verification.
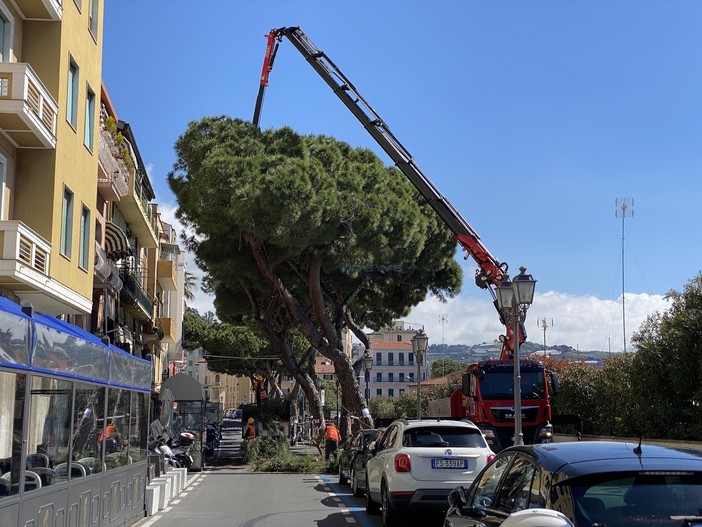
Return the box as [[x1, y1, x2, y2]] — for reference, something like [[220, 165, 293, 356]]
[[253, 26, 526, 358]]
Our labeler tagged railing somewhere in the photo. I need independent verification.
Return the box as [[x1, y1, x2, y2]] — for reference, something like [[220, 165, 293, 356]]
[[119, 269, 153, 318], [0, 63, 58, 148], [98, 130, 129, 198], [133, 176, 158, 239], [0, 220, 50, 274]]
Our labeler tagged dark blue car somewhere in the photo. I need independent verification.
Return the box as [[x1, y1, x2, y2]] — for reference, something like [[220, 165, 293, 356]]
[[444, 440, 702, 527]]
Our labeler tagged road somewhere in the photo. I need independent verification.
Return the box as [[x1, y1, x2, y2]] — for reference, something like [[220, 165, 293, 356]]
[[140, 418, 443, 527]]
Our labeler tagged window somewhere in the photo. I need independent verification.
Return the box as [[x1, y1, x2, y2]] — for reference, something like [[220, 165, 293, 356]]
[[468, 452, 516, 510], [399, 353, 404, 365], [376, 388, 382, 396], [388, 372, 394, 382], [409, 372, 415, 382], [397, 335, 402, 342], [388, 352, 393, 366], [399, 372, 405, 382], [388, 389, 394, 397], [494, 456, 536, 513], [84, 86, 95, 149], [67, 58, 79, 127], [408, 354, 414, 366], [375, 352, 381, 367], [60, 187, 74, 257], [88, 0, 99, 37], [79, 205, 90, 269], [375, 372, 382, 382], [399, 389, 405, 395]]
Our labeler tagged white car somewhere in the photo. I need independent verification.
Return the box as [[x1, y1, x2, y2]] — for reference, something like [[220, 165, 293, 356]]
[[365, 418, 494, 527]]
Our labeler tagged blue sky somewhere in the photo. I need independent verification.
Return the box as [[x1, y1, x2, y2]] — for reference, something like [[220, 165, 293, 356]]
[[102, 1, 700, 351]]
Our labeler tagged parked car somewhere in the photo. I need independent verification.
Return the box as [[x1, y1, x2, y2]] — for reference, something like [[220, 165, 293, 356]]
[[365, 419, 494, 527], [350, 428, 384, 497], [337, 428, 382, 485], [337, 428, 377, 485], [443, 440, 702, 527]]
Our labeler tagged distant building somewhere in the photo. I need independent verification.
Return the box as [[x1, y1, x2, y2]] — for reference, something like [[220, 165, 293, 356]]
[[363, 321, 429, 398]]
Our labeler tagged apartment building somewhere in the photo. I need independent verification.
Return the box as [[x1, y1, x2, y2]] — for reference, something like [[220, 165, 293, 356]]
[[0, 1, 102, 318], [0, 0, 184, 393], [363, 321, 429, 398]]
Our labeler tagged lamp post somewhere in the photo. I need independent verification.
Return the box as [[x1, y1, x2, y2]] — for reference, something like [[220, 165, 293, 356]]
[[411, 329, 429, 419], [362, 354, 373, 403], [495, 266, 537, 447]]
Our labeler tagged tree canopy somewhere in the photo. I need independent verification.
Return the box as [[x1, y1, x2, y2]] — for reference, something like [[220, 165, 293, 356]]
[[168, 116, 462, 430]]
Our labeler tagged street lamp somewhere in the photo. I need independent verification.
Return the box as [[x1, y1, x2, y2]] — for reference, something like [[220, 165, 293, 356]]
[[362, 354, 373, 403], [411, 329, 429, 419], [496, 266, 537, 446]]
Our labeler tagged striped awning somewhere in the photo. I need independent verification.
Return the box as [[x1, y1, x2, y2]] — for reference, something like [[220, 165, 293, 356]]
[[104, 222, 132, 260]]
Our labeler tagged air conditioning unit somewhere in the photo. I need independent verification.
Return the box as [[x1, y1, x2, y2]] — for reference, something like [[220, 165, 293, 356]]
[[94, 243, 111, 282]]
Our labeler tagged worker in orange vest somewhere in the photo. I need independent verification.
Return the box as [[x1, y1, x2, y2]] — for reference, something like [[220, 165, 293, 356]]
[[243, 417, 256, 443], [324, 422, 340, 460]]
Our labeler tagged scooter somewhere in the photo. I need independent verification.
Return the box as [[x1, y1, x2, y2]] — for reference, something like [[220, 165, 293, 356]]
[[170, 432, 195, 469]]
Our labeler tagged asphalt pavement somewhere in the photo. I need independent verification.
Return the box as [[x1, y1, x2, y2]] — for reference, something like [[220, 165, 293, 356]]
[[136, 418, 333, 527]]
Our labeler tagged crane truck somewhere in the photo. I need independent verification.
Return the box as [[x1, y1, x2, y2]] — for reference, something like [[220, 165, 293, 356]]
[[252, 27, 558, 451]]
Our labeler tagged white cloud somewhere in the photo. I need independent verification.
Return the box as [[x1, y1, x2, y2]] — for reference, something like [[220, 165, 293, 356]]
[[152, 191, 671, 346], [406, 290, 671, 352]]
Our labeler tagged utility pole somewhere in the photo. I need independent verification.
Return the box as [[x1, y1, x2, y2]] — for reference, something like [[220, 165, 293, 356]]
[[615, 198, 634, 353], [438, 314, 448, 377], [538, 318, 553, 359]]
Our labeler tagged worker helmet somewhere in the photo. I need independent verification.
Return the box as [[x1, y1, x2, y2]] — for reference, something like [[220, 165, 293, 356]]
[[247, 417, 255, 424]]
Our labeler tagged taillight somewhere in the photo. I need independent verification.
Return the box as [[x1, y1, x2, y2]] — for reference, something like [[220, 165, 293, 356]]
[[395, 453, 411, 472], [487, 454, 496, 464]]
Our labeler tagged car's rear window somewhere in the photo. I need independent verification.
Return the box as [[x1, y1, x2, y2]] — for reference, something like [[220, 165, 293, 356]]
[[402, 426, 487, 448], [562, 472, 702, 526]]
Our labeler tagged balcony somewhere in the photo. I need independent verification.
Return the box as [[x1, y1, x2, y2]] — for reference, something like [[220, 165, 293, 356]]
[[119, 173, 158, 249], [13, 0, 61, 20], [98, 131, 129, 201], [0, 220, 49, 274], [0, 63, 57, 148], [0, 221, 92, 314], [156, 317, 175, 344], [157, 259, 177, 291], [119, 269, 154, 321]]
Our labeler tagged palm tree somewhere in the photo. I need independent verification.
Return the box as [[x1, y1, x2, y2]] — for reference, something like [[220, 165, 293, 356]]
[[184, 271, 197, 302]]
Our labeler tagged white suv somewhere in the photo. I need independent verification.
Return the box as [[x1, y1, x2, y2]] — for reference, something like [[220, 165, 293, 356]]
[[365, 419, 494, 527]]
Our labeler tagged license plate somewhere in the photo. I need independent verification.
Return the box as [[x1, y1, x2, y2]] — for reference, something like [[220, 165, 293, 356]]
[[432, 459, 468, 469]]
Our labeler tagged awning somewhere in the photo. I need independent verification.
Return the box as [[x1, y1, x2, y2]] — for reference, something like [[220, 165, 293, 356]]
[[104, 221, 132, 260]]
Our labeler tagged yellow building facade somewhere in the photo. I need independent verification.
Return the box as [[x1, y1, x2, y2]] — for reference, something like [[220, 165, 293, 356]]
[[0, 0, 102, 317]]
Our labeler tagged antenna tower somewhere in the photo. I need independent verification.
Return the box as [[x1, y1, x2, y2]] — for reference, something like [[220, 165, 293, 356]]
[[438, 314, 448, 376], [538, 318, 553, 359], [615, 198, 634, 353]]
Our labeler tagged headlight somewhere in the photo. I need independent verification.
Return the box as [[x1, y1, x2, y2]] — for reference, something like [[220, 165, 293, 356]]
[[481, 429, 496, 439], [538, 425, 553, 441]]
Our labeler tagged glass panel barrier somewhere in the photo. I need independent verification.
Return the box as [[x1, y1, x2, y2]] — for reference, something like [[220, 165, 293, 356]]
[[26, 375, 72, 490], [71, 382, 105, 476], [104, 388, 130, 469], [0, 371, 26, 497]]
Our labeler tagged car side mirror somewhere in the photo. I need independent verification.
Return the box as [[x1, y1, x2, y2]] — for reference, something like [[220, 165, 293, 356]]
[[448, 486, 468, 508], [368, 440, 377, 454]]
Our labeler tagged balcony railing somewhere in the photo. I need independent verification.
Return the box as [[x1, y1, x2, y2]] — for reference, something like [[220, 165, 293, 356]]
[[0, 220, 50, 275], [13, 0, 62, 20], [98, 130, 129, 200], [0, 63, 57, 148], [119, 269, 154, 320]]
